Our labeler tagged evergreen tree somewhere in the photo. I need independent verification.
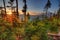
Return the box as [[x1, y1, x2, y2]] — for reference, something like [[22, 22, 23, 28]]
[[8, 0, 14, 10], [44, 0, 51, 18], [22, 0, 27, 23], [16, 0, 19, 18], [57, 0, 60, 18]]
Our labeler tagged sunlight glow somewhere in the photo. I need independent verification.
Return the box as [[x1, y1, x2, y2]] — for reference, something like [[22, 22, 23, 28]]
[[6, 9, 12, 15]]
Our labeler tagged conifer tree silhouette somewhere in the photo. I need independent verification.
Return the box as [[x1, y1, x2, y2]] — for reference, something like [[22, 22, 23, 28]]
[[16, 0, 19, 18], [44, 0, 51, 18], [22, 0, 27, 22]]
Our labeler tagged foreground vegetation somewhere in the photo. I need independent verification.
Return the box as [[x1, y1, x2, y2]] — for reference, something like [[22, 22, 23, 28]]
[[0, 17, 60, 40]]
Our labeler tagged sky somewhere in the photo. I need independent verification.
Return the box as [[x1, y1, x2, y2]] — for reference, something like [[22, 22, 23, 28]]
[[0, 0, 60, 14]]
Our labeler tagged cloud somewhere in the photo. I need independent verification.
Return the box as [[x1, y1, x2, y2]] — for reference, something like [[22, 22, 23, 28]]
[[18, 10, 23, 15], [19, 10, 41, 15], [29, 11, 41, 15]]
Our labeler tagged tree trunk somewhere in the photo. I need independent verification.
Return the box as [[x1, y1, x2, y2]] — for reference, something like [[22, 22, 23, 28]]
[[45, 8, 48, 19], [16, 0, 19, 18], [3, 0, 6, 16]]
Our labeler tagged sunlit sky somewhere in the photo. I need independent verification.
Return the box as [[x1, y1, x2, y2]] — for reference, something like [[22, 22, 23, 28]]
[[0, 0, 60, 14]]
